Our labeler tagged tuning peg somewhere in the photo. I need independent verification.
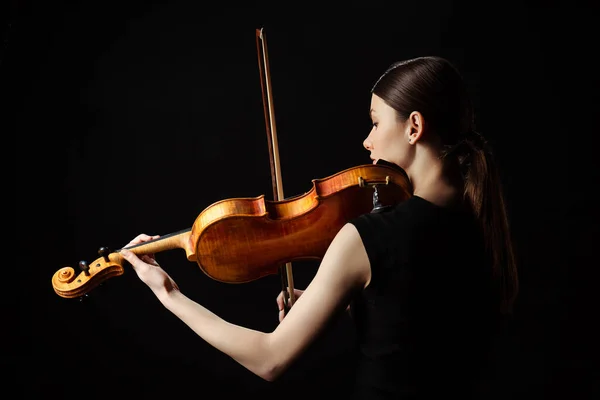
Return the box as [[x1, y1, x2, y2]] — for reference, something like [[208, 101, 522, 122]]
[[98, 246, 110, 262], [78, 260, 90, 276]]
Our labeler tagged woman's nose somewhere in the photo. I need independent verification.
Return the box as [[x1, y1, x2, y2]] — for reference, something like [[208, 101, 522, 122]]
[[363, 137, 372, 150]]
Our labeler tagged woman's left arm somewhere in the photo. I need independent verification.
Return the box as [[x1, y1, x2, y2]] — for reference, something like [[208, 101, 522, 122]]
[[122, 223, 370, 381]]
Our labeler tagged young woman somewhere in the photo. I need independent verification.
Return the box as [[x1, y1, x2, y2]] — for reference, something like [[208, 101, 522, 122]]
[[121, 56, 518, 399]]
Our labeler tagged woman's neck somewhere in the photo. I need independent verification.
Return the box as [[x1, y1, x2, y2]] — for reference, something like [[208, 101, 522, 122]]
[[408, 153, 462, 208]]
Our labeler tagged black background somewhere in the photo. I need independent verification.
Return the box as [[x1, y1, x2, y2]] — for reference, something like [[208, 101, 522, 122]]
[[5, 1, 597, 399]]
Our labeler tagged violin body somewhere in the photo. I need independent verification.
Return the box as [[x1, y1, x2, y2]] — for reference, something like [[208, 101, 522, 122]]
[[192, 163, 412, 283], [52, 163, 412, 298]]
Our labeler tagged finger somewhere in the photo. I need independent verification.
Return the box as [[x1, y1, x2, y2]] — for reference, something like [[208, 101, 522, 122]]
[[130, 233, 152, 245], [120, 248, 135, 263], [121, 249, 148, 273], [278, 309, 285, 323], [276, 291, 285, 310], [125, 234, 160, 248], [140, 255, 158, 265]]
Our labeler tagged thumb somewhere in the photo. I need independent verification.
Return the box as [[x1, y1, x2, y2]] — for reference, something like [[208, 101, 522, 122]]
[[121, 249, 146, 273]]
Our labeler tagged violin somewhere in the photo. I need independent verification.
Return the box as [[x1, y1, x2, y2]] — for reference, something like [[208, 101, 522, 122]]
[[51, 28, 413, 300], [52, 163, 412, 299]]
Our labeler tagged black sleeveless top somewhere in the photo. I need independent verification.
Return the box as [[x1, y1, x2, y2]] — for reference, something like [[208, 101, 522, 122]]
[[348, 196, 497, 399]]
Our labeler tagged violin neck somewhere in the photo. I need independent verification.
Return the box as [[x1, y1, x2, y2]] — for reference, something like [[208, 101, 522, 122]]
[[120, 228, 193, 256]]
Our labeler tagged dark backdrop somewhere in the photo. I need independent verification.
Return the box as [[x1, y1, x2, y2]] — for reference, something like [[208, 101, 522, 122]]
[[5, 1, 596, 399]]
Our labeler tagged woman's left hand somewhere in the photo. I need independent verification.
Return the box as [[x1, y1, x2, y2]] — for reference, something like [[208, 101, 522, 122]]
[[120, 233, 180, 300]]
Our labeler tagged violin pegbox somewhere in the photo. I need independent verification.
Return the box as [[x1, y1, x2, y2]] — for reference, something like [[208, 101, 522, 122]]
[[52, 246, 125, 299]]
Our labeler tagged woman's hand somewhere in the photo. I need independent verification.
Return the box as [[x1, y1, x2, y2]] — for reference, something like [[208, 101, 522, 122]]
[[276, 288, 305, 322], [120, 233, 180, 301]]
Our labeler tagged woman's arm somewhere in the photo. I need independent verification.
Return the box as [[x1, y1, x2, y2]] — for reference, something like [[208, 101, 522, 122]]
[[124, 223, 370, 381]]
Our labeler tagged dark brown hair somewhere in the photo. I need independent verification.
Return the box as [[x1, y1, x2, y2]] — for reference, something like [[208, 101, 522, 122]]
[[372, 56, 518, 314]]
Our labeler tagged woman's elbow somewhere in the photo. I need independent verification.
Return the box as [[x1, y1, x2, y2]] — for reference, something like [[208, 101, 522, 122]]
[[252, 331, 295, 381], [257, 361, 286, 382]]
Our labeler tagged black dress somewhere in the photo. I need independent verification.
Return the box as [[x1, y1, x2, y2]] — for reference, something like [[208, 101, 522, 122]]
[[348, 195, 498, 399]]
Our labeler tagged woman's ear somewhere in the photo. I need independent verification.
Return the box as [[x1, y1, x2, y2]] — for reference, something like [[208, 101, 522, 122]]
[[407, 111, 425, 144]]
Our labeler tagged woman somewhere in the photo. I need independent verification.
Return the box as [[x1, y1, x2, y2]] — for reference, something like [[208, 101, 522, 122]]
[[121, 56, 518, 398]]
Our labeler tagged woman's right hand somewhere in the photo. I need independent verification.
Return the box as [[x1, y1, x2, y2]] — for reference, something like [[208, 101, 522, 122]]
[[276, 288, 305, 322]]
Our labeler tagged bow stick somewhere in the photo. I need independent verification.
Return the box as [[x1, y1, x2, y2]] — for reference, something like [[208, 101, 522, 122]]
[[255, 28, 296, 314]]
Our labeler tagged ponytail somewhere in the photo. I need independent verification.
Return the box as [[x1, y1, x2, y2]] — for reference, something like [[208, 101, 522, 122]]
[[462, 136, 519, 315]]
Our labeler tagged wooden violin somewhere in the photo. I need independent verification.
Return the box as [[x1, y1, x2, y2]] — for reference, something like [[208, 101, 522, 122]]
[[51, 28, 413, 299], [52, 163, 412, 298]]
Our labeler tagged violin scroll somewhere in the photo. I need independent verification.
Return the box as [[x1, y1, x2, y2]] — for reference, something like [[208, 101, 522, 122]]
[[52, 229, 195, 299], [52, 248, 125, 299]]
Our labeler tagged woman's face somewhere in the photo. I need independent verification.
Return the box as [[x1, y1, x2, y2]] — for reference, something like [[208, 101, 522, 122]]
[[363, 94, 410, 168]]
